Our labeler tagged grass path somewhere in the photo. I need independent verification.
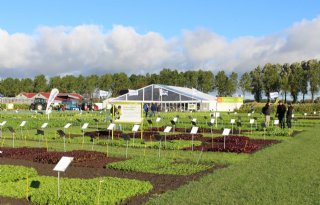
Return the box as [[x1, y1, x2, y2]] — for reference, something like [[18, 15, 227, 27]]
[[147, 126, 320, 205]]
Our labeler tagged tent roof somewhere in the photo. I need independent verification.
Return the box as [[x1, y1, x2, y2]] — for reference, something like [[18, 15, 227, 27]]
[[112, 84, 216, 102]]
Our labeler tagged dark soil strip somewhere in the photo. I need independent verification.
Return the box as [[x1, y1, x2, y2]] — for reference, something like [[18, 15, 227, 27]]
[[0, 158, 225, 205]]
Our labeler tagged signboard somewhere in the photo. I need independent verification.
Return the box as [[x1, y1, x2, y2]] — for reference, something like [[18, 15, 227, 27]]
[[64, 123, 72, 129], [164, 126, 172, 133], [132, 124, 140, 132], [53, 156, 74, 172], [188, 103, 197, 110], [173, 117, 178, 122], [156, 117, 161, 122], [230, 119, 235, 124], [113, 103, 142, 123], [0, 121, 7, 126], [107, 123, 115, 130], [6, 103, 14, 110], [274, 120, 279, 125], [270, 92, 279, 99], [214, 112, 220, 117], [41, 123, 48, 129], [190, 127, 199, 134], [222, 128, 231, 135], [192, 118, 197, 122], [81, 123, 89, 130], [217, 97, 243, 103], [210, 118, 215, 124], [249, 119, 254, 124], [20, 121, 26, 127]]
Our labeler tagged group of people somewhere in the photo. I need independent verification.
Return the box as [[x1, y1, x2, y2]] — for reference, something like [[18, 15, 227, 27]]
[[143, 103, 161, 117], [262, 100, 294, 128]]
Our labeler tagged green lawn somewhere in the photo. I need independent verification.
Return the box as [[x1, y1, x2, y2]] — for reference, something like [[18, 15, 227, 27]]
[[147, 126, 320, 205]]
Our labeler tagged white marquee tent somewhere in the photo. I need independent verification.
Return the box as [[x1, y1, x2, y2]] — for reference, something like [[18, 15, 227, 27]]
[[111, 84, 217, 111]]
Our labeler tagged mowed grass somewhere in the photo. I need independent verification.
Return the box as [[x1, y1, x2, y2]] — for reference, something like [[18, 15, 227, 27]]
[[147, 126, 320, 205]]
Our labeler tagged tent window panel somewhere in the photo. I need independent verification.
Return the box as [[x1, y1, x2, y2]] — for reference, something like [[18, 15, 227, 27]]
[[144, 86, 152, 101], [181, 95, 196, 101], [127, 90, 143, 100], [161, 91, 180, 101]]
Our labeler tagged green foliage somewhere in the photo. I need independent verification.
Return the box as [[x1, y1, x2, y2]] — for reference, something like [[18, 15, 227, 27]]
[[0, 167, 152, 204], [108, 157, 211, 175], [0, 165, 38, 183]]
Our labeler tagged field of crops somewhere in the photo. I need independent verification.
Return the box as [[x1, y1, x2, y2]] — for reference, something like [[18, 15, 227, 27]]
[[0, 109, 318, 204]]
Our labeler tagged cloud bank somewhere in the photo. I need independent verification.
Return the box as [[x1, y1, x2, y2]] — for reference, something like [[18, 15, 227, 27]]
[[0, 17, 320, 78]]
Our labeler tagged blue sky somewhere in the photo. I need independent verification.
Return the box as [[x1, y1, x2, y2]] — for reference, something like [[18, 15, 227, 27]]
[[1, 0, 319, 38], [0, 0, 320, 78]]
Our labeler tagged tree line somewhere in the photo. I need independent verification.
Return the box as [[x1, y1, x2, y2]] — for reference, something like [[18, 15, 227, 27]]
[[0, 59, 319, 103]]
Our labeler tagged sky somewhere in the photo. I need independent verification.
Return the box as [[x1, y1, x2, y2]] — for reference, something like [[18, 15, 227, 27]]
[[0, 0, 320, 78]]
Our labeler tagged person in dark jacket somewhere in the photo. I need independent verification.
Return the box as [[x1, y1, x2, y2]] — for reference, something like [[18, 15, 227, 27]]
[[286, 103, 293, 128], [276, 101, 286, 129], [262, 102, 271, 127], [151, 103, 157, 117]]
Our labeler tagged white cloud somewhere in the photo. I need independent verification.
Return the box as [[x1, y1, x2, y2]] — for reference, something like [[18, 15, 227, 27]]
[[0, 17, 320, 78]]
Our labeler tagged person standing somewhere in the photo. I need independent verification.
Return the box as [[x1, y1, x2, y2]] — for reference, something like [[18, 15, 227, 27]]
[[151, 103, 157, 117], [286, 103, 293, 128], [262, 102, 271, 127], [276, 101, 286, 129], [143, 103, 149, 118]]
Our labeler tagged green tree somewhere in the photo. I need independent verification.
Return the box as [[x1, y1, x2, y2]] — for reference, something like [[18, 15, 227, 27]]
[[300, 61, 310, 102], [112, 73, 131, 96], [197, 70, 214, 93], [99, 74, 113, 91], [289, 62, 303, 103], [48, 76, 62, 91], [20, 78, 34, 92], [227, 72, 238, 96], [239, 72, 252, 99], [250, 66, 264, 102], [280, 63, 291, 103], [262, 63, 281, 100], [0, 78, 20, 97], [305, 59, 320, 102], [215, 71, 229, 96], [33, 75, 48, 92], [129, 74, 148, 89]]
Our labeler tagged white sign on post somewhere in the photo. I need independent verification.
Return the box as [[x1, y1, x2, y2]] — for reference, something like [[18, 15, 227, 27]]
[[222, 128, 231, 136], [20, 121, 26, 127], [210, 118, 215, 124], [53, 156, 73, 198], [190, 127, 199, 134], [132, 124, 140, 132], [215, 112, 220, 117], [173, 117, 178, 122], [156, 117, 161, 122], [64, 123, 72, 129], [274, 119, 279, 125], [230, 119, 235, 124], [107, 123, 115, 130], [192, 118, 197, 122], [249, 119, 254, 124], [163, 126, 172, 133], [41, 123, 48, 129], [82, 123, 89, 130], [53, 156, 74, 172]]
